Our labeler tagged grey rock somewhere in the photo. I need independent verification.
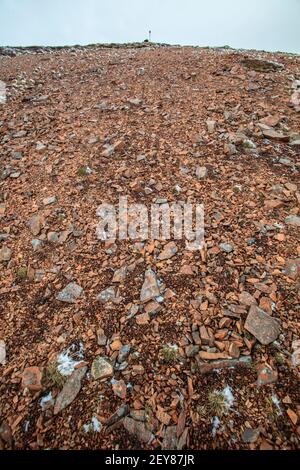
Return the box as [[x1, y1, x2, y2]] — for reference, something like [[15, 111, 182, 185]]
[[285, 215, 300, 227], [0, 246, 11, 262], [91, 356, 113, 380], [56, 282, 83, 303], [219, 242, 234, 253], [140, 269, 160, 302]]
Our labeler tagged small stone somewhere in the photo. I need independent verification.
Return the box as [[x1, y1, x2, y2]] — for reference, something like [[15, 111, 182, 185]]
[[0, 340, 6, 365], [27, 214, 41, 236], [239, 291, 257, 306], [162, 426, 178, 450], [195, 166, 208, 179], [287, 409, 298, 425], [43, 196, 57, 206], [118, 345, 131, 363], [219, 242, 234, 253], [228, 343, 240, 359], [97, 286, 117, 303], [244, 305, 280, 345], [91, 356, 113, 380], [22, 366, 43, 391], [0, 422, 12, 447], [284, 258, 300, 280], [0, 246, 11, 262], [54, 366, 87, 415], [140, 269, 160, 302], [112, 266, 127, 283], [158, 241, 178, 260], [110, 339, 122, 351], [136, 312, 150, 324], [285, 215, 300, 227], [264, 199, 284, 210], [56, 283, 83, 303], [31, 239, 43, 251], [206, 120, 216, 133], [257, 364, 278, 386], [242, 427, 260, 443], [97, 328, 107, 346], [112, 379, 127, 399], [185, 345, 199, 357]]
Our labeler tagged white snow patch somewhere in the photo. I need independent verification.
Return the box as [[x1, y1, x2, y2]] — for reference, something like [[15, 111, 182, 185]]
[[57, 343, 84, 376], [271, 394, 282, 415], [211, 416, 220, 437], [222, 385, 235, 408], [83, 416, 102, 433], [40, 391, 54, 410]]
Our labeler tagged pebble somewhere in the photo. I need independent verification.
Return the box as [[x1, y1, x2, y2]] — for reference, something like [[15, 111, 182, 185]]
[[140, 269, 160, 302]]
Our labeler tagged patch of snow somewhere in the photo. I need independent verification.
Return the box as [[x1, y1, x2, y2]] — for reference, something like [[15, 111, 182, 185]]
[[57, 342, 84, 376], [211, 416, 220, 437], [222, 385, 234, 408], [40, 391, 54, 410], [83, 416, 102, 433], [271, 394, 282, 415]]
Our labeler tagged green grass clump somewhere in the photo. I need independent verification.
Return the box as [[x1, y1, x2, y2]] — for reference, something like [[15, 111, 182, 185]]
[[161, 344, 178, 364], [44, 363, 66, 388], [17, 267, 27, 279], [207, 391, 227, 417]]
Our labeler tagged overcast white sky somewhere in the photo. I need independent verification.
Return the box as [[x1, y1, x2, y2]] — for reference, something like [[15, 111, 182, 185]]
[[0, 0, 299, 53]]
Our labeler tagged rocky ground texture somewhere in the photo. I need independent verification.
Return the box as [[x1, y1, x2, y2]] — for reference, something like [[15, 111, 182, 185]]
[[0, 43, 299, 450]]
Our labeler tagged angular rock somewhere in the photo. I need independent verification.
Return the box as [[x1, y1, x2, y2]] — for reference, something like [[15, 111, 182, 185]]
[[244, 305, 280, 345], [140, 269, 160, 302], [285, 215, 300, 227], [54, 365, 87, 414], [242, 427, 260, 443], [123, 417, 154, 444], [91, 356, 113, 380], [242, 57, 284, 72], [284, 258, 300, 280], [27, 214, 41, 236], [257, 364, 278, 386], [158, 241, 178, 260], [22, 366, 43, 391], [219, 242, 234, 253], [97, 286, 118, 303], [43, 196, 57, 205], [112, 379, 127, 399], [56, 283, 83, 303], [112, 266, 127, 283]]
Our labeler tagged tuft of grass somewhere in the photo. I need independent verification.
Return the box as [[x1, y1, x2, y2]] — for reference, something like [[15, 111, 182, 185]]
[[77, 166, 89, 177], [17, 267, 27, 279], [43, 363, 66, 389], [161, 345, 178, 364], [274, 352, 285, 365], [207, 391, 227, 417]]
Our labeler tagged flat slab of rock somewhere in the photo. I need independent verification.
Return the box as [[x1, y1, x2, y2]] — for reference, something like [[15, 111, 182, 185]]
[[197, 356, 252, 374], [241, 57, 284, 72], [140, 269, 160, 302], [54, 365, 87, 414], [56, 283, 83, 303], [91, 356, 113, 380], [285, 215, 300, 227], [123, 417, 154, 444], [284, 258, 300, 280], [27, 214, 41, 236], [244, 305, 280, 345]]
